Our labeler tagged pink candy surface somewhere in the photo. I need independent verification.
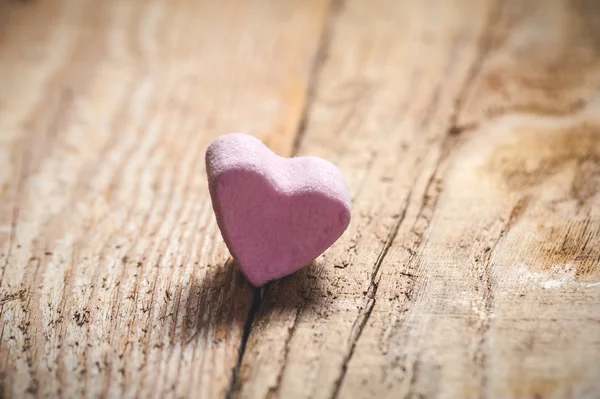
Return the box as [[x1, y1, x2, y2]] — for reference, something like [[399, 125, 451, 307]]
[[205, 133, 351, 286]]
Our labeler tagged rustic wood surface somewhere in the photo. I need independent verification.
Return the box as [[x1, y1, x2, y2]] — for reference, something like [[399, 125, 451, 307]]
[[1, 0, 599, 398]]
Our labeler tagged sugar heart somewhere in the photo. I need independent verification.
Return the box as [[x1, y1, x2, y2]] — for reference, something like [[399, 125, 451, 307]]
[[205, 133, 351, 286]]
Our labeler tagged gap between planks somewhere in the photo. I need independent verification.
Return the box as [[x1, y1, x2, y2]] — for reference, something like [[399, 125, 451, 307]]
[[232, 0, 508, 396], [225, 1, 345, 396]]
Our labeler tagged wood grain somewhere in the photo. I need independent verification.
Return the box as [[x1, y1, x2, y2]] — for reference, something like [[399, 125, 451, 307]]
[[1, 0, 599, 398], [0, 0, 330, 397], [234, 0, 600, 398]]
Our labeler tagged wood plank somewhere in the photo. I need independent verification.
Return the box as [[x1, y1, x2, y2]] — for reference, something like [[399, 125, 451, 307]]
[[233, 0, 600, 398], [234, 0, 498, 397], [0, 0, 330, 397], [453, 1, 600, 397]]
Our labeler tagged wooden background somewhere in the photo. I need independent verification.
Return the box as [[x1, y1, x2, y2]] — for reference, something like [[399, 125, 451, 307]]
[[1, 0, 599, 398]]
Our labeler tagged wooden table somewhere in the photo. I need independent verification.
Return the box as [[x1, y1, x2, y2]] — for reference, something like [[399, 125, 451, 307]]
[[1, 0, 599, 398]]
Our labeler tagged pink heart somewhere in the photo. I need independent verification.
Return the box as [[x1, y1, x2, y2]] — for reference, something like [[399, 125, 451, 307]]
[[205, 133, 351, 286]]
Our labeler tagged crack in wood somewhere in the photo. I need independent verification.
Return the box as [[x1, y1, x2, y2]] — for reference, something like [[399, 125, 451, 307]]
[[329, 2, 511, 392], [267, 264, 327, 398], [474, 195, 530, 399], [266, 307, 301, 399], [331, 145, 449, 397], [228, 1, 345, 396], [330, 188, 413, 399], [291, 0, 344, 156], [225, 286, 261, 399]]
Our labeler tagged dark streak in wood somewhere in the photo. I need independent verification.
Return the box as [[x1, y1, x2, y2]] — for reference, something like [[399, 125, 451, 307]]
[[291, 0, 345, 156], [451, 0, 506, 127], [330, 189, 413, 399], [226, 286, 260, 399], [474, 196, 530, 399]]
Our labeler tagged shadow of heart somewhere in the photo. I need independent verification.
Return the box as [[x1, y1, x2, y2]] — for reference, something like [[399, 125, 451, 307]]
[[173, 258, 327, 346]]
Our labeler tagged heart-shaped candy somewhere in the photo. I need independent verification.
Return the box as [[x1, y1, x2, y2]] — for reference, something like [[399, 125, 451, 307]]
[[205, 133, 351, 286]]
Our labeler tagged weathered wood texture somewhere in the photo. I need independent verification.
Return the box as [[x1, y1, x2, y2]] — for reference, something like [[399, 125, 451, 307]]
[[1, 0, 599, 398], [0, 0, 330, 397], [237, 0, 600, 398]]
